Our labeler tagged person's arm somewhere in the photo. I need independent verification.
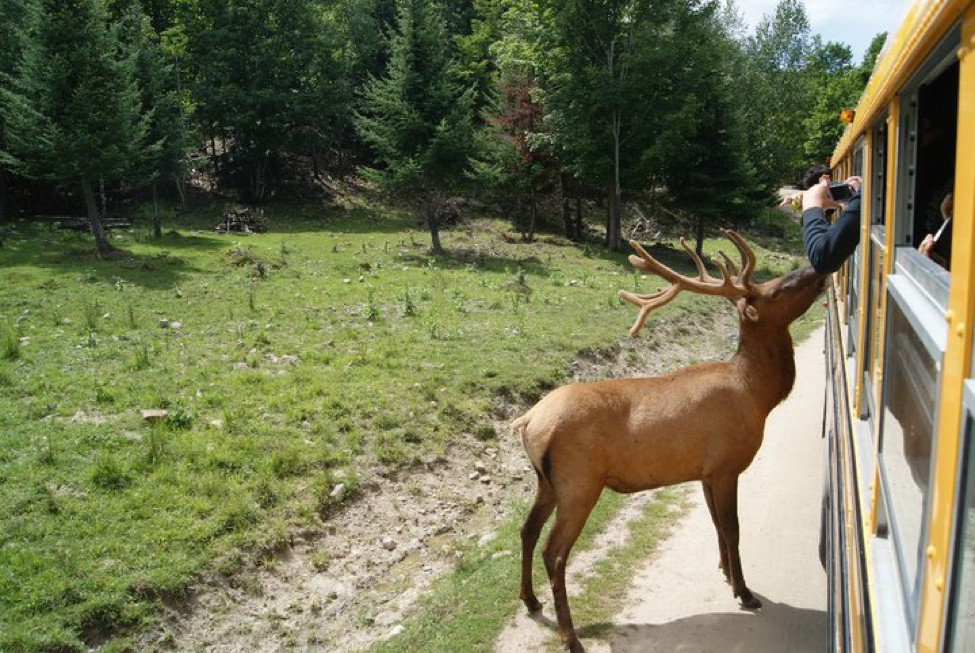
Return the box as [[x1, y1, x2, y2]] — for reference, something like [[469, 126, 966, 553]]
[[801, 176, 862, 275]]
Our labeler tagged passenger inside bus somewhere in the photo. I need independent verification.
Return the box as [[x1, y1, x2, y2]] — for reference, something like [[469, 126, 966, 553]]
[[918, 192, 953, 269]]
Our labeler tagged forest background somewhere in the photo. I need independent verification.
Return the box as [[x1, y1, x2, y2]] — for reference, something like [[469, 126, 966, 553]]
[[0, 0, 885, 255]]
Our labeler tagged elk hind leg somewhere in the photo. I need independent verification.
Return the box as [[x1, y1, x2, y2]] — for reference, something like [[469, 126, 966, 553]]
[[711, 474, 761, 609], [702, 480, 730, 582], [543, 487, 601, 653], [521, 471, 556, 612]]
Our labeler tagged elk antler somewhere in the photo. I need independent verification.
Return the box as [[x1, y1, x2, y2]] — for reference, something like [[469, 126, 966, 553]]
[[618, 229, 756, 337]]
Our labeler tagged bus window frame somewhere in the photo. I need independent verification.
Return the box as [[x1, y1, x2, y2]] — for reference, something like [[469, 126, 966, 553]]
[[944, 380, 975, 651], [893, 22, 963, 248], [877, 249, 949, 629], [848, 138, 868, 356]]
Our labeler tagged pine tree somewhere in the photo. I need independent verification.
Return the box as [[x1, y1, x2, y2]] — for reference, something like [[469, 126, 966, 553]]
[[6, 0, 146, 256], [0, 0, 41, 225], [182, 0, 345, 201], [355, 0, 475, 253], [118, 1, 191, 237]]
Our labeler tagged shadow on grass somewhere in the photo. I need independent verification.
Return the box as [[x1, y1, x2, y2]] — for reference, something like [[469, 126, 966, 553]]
[[0, 229, 209, 290]]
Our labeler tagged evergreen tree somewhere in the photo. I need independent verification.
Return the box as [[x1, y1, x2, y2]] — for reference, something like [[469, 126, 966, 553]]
[[355, 0, 475, 253], [120, 1, 192, 237], [182, 0, 345, 200], [665, 6, 765, 253], [5, 0, 146, 256], [0, 0, 41, 225]]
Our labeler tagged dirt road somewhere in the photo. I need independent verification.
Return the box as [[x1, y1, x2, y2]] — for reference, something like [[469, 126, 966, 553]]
[[497, 326, 828, 652]]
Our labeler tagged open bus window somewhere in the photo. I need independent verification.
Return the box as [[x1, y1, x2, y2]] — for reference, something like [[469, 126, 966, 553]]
[[880, 298, 940, 602], [909, 60, 958, 259]]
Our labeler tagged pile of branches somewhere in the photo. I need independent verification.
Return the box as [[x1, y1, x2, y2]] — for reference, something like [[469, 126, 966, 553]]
[[215, 206, 267, 234]]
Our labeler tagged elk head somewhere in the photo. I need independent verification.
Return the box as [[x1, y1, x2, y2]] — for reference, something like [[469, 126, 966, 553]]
[[618, 230, 823, 337]]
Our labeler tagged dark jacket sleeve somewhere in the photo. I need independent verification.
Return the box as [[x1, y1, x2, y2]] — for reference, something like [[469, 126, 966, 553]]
[[802, 195, 861, 275]]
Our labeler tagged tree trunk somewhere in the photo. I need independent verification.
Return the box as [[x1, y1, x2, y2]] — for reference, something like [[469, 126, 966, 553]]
[[152, 180, 162, 238], [575, 197, 584, 241], [695, 215, 705, 257], [609, 112, 623, 252], [426, 194, 443, 253], [528, 183, 537, 243], [81, 177, 113, 257], [0, 168, 7, 226], [174, 174, 187, 212], [311, 150, 320, 181], [560, 172, 573, 240], [99, 177, 108, 220]]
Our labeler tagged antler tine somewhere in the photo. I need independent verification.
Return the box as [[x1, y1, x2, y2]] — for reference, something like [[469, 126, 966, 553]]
[[618, 286, 681, 337], [718, 251, 739, 278], [679, 238, 711, 281], [720, 229, 756, 287]]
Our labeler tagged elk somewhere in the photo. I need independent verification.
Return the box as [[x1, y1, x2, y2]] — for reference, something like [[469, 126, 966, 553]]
[[513, 230, 824, 653]]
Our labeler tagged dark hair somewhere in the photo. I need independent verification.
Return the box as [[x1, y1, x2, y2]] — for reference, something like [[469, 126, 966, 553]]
[[801, 165, 831, 190]]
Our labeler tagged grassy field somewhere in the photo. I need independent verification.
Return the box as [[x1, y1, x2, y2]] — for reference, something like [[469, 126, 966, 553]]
[[0, 202, 813, 650]]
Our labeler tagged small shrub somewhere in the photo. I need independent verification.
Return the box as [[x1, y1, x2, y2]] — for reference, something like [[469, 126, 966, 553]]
[[166, 405, 193, 431], [217, 497, 258, 534], [269, 445, 306, 479], [130, 342, 151, 371], [402, 289, 416, 317], [83, 301, 101, 332], [91, 453, 130, 490], [366, 291, 380, 323], [94, 385, 117, 405], [146, 426, 168, 465]]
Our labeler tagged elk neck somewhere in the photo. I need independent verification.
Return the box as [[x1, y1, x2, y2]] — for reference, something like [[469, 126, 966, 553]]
[[731, 319, 796, 414]]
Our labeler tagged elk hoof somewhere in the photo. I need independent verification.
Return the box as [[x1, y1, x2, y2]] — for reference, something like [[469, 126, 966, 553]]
[[566, 638, 587, 653], [522, 596, 543, 613], [738, 592, 762, 610]]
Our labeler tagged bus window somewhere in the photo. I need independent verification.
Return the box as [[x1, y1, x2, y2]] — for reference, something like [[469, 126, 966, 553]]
[[872, 118, 888, 226], [947, 383, 975, 650], [863, 225, 886, 420], [896, 26, 959, 254], [879, 291, 942, 614], [912, 60, 958, 256]]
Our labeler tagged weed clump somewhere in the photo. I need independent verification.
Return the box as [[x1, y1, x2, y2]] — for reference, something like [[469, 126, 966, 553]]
[[90, 453, 130, 490], [0, 325, 21, 360]]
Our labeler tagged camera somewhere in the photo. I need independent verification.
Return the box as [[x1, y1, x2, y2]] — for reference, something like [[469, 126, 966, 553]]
[[828, 182, 855, 202]]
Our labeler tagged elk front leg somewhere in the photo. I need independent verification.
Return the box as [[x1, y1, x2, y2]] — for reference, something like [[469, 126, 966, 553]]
[[711, 474, 762, 610], [543, 488, 601, 653], [702, 480, 730, 582], [521, 473, 556, 612]]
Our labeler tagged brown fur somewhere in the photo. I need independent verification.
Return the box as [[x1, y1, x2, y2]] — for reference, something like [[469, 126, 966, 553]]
[[515, 254, 824, 653]]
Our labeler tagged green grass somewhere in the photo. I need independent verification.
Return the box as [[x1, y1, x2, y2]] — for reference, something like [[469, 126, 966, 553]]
[[0, 204, 812, 650]]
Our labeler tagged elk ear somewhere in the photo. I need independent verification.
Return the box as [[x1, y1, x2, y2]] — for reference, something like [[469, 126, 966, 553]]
[[736, 298, 760, 322]]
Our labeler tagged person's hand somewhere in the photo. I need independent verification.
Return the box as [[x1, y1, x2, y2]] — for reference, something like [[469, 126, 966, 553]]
[[918, 234, 935, 257], [803, 176, 831, 211], [779, 192, 803, 210], [844, 176, 862, 195]]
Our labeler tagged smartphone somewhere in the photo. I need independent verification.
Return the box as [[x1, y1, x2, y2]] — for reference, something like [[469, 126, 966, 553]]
[[829, 182, 854, 202]]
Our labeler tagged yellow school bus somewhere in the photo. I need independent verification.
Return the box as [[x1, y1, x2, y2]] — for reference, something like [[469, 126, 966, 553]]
[[825, 1, 975, 650]]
